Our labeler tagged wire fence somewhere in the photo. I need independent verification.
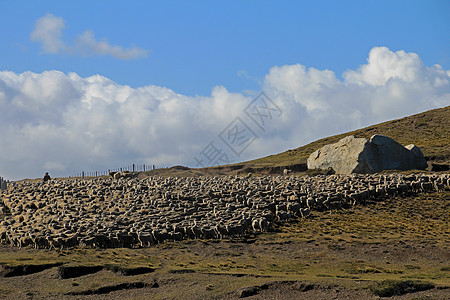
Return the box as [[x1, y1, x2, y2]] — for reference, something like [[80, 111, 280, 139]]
[[61, 163, 163, 179], [1, 164, 167, 185]]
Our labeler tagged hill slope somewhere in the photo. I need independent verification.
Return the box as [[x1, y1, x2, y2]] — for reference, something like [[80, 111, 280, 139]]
[[144, 106, 449, 177], [241, 105, 450, 168]]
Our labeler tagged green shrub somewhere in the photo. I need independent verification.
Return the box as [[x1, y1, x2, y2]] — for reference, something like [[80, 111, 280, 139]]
[[369, 280, 434, 297]]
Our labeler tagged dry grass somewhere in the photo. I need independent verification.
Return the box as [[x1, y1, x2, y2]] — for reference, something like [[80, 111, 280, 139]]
[[128, 106, 450, 178], [0, 191, 448, 299], [246, 105, 450, 167]]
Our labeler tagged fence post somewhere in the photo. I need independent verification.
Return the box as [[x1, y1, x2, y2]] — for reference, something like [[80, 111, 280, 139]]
[[133, 164, 135, 172], [1, 177, 8, 191], [82, 171, 85, 179]]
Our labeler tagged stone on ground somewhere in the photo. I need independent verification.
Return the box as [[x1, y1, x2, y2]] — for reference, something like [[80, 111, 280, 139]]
[[307, 135, 427, 174]]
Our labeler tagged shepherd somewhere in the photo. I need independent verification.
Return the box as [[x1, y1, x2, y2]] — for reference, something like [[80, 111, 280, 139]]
[[43, 172, 51, 182]]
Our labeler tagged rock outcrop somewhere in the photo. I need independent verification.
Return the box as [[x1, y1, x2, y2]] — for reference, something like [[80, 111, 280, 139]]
[[307, 135, 427, 174]]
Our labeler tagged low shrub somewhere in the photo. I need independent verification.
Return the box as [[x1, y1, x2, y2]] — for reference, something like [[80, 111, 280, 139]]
[[369, 280, 434, 297]]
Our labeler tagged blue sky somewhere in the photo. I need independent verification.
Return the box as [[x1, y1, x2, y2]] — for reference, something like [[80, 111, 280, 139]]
[[0, 1, 449, 179], [1, 1, 449, 96]]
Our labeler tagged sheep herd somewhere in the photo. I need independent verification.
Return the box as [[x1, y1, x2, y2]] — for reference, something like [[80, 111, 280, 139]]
[[0, 173, 449, 250]]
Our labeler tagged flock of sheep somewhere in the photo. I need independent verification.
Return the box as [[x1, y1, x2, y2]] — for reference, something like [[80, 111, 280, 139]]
[[0, 172, 449, 250]]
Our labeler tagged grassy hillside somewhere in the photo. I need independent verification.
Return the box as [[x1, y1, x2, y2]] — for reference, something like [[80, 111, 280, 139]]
[[242, 105, 450, 168], [140, 106, 449, 177]]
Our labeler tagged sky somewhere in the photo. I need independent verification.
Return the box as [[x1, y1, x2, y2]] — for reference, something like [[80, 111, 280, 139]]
[[0, 1, 449, 180]]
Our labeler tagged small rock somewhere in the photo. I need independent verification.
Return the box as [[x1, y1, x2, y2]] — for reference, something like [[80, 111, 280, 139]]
[[150, 279, 159, 288], [293, 282, 315, 292], [238, 286, 260, 298]]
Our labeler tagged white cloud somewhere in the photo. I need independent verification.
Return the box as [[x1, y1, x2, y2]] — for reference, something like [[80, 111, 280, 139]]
[[75, 30, 149, 60], [0, 47, 449, 180], [343, 47, 424, 85], [30, 13, 149, 60], [263, 47, 450, 146], [263, 64, 339, 112], [30, 13, 66, 54]]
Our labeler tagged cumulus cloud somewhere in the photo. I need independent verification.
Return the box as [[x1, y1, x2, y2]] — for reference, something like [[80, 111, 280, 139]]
[[30, 13, 149, 59], [343, 47, 424, 85], [264, 47, 450, 143], [0, 47, 449, 180]]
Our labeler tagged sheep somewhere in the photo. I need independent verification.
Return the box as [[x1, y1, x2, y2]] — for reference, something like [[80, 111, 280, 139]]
[[214, 222, 229, 239], [251, 217, 268, 233], [226, 222, 244, 238], [421, 182, 434, 193], [0, 172, 448, 250], [396, 183, 411, 196], [276, 210, 291, 221], [79, 236, 96, 248], [287, 202, 301, 216], [170, 231, 183, 242], [201, 226, 216, 239], [299, 207, 311, 218], [184, 225, 200, 239], [433, 181, 445, 192], [152, 229, 169, 244]]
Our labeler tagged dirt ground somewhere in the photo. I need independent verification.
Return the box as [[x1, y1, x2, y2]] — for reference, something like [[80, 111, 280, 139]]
[[0, 191, 449, 299]]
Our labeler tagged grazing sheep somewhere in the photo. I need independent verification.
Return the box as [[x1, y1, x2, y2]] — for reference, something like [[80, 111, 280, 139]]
[[299, 207, 311, 218], [137, 232, 154, 247], [0, 172, 447, 250], [252, 217, 268, 233], [214, 222, 229, 239], [201, 226, 217, 239]]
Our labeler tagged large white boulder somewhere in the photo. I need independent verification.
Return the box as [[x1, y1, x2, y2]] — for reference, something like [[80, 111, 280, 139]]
[[307, 135, 427, 174]]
